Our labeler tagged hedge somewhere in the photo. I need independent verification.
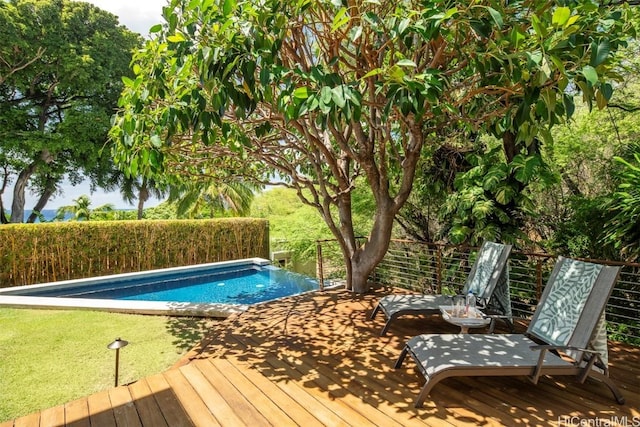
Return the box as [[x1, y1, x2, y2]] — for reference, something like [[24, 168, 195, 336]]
[[0, 219, 269, 288]]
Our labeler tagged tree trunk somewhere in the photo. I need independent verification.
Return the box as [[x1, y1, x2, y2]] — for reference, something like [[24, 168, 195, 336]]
[[10, 161, 38, 223], [26, 178, 57, 223], [137, 180, 149, 220], [344, 198, 397, 293], [0, 197, 8, 224], [10, 150, 53, 223], [0, 168, 9, 224], [349, 262, 371, 293]]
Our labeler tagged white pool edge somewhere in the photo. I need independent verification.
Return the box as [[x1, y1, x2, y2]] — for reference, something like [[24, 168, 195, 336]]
[[0, 295, 249, 317]]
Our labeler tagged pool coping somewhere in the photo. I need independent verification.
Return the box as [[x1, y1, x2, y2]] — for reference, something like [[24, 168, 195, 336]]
[[0, 258, 277, 317]]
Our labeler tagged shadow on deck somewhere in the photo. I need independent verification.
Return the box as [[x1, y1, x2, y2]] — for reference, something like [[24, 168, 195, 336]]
[[3, 285, 639, 426]]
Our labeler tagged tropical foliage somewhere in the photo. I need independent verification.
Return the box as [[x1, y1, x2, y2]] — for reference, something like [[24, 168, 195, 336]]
[[0, 0, 140, 223], [168, 179, 259, 218], [604, 147, 640, 260], [54, 195, 115, 221], [111, 0, 635, 291]]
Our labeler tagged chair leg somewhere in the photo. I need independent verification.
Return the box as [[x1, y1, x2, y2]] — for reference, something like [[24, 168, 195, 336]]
[[380, 317, 395, 336], [370, 303, 380, 320], [370, 303, 394, 335], [394, 346, 409, 369], [414, 383, 431, 408], [591, 372, 626, 405]]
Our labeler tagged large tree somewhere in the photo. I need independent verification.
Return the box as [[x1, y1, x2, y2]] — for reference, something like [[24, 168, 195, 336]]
[[0, 0, 140, 223], [111, 0, 633, 292]]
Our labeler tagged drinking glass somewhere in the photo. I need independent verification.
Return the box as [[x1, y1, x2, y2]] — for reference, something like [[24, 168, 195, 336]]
[[453, 295, 465, 317]]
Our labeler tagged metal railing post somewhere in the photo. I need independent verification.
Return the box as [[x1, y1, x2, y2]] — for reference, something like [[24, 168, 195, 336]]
[[536, 259, 543, 301], [436, 247, 442, 294], [316, 241, 325, 291]]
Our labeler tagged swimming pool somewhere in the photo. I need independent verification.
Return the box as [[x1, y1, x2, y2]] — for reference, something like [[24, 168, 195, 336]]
[[0, 258, 325, 317]]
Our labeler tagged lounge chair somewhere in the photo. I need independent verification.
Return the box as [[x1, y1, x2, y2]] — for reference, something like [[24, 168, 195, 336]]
[[371, 241, 513, 335], [395, 256, 625, 408]]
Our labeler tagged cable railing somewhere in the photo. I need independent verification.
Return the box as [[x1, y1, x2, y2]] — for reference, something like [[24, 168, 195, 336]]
[[316, 238, 640, 346]]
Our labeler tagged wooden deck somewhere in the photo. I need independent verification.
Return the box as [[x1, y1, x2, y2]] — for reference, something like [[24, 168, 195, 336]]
[[3, 286, 639, 426]]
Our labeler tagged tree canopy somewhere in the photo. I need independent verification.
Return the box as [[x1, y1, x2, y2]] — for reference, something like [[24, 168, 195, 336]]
[[111, 0, 635, 292], [0, 0, 140, 223]]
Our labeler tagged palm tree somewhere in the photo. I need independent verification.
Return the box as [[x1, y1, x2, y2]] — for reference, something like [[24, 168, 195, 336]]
[[55, 195, 114, 221], [168, 179, 260, 219], [104, 171, 167, 220], [119, 176, 167, 220]]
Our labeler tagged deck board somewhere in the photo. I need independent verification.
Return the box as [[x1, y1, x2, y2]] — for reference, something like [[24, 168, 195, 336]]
[[3, 286, 639, 426], [203, 359, 298, 426], [39, 405, 65, 427], [64, 398, 89, 427], [13, 412, 39, 427], [143, 374, 194, 427], [196, 360, 272, 426], [86, 390, 116, 427], [127, 376, 169, 427], [179, 362, 250, 427], [108, 386, 142, 427], [161, 368, 220, 427]]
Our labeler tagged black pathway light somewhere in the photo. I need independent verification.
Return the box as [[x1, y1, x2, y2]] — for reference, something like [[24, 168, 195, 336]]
[[107, 337, 129, 387]]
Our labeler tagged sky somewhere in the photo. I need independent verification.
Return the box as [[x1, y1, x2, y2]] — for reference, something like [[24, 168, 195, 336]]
[[8, 0, 168, 211]]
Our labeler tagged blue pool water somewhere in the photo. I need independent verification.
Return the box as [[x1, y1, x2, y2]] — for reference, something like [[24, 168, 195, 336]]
[[12, 264, 320, 306]]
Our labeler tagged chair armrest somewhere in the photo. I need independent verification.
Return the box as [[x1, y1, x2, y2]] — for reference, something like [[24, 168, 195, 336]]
[[529, 344, 600, 356], [528, 345, 603, 384]]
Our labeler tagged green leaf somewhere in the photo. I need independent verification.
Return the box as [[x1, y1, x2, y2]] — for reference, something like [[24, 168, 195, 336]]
[[223, 0, 237, 16], [472, 200, 494, 220], [449, 225, 471, 243], [563, 94, 575, 119], [482, 167, 507, 190], [398, 18, 410, 35], [397, 59, 417, 67], [150, 134, 163, 148], [360, 68, 381, 79], [582, 65, 599, 86], [565, 15, 580, 27], [331, 86, 346, 108], [167, 33, 186, 43], [548, 55, 566, 75], [531, 15, 546, 39], [149, 150, 161, 169], [443, 8, 458, 20], [513, 155, 541, 183], [590, 39, 611, 67], [485, 7, 503, 28], [351, 25, 363, 42], [130, 157, 138, 176], [293, 87, 310, 99], [331, 7, 350, 32], [149, 24, 162, 33], [601, 82, 614, 100], [320, 86, 333, 105], [495, 184, 516, 204], [552, 7, 571, 27]]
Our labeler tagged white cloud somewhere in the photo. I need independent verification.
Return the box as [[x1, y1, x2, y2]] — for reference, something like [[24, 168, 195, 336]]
[[79, 0, 167, 35]]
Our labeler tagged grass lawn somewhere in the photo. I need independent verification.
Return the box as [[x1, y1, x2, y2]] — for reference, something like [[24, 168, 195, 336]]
[[0, 308, 215, 422]]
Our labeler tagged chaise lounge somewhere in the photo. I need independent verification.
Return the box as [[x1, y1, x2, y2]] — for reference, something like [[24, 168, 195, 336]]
[[371, 241, 512, 335], [394, 256, 625, 408]]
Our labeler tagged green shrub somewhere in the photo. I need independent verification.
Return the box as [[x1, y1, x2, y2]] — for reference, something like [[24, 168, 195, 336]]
[[0, 219, 269, 287]]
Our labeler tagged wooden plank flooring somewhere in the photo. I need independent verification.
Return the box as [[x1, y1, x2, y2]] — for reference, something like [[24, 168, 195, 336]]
[[2, 286, 639, 426]]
